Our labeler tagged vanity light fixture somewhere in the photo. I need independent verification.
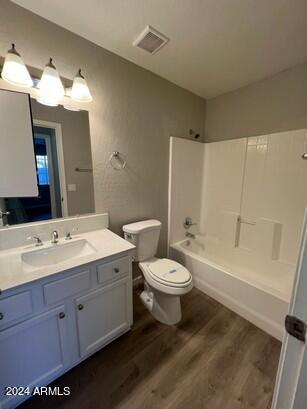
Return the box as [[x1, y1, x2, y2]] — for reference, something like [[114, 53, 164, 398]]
[[36, 58, 65, 106], [1, 45, 93, 106], [63, 87, 81, 111], [1, 44, 33, 88], [70, 69, 93, 103]]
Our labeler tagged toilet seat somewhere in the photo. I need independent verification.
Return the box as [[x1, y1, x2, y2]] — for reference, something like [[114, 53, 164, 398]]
[[148, 259, 191, 286], [139, 258, 193, 296]]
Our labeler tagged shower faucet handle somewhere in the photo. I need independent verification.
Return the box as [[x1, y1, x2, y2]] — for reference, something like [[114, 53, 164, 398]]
[[183, 217, 197, 229]]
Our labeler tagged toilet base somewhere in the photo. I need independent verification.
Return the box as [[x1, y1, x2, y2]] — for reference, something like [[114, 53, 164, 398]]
[[140, 284, 182, 325]]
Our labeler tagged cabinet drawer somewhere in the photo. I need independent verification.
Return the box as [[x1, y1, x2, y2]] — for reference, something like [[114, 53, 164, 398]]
[[43, 269, 91, 305], [0, 291, 33, 326], [97, 256, 129, 284]]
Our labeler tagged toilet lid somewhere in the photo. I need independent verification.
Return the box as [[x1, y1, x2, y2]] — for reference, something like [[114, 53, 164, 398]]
[[148, 259, 191, 285]]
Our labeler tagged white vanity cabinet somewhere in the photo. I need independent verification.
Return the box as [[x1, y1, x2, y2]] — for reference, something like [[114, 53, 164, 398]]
[[0, 252, 133, 409]]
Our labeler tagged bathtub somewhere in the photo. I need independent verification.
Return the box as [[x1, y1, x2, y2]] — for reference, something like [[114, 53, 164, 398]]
[[170, 237, 293, 340]]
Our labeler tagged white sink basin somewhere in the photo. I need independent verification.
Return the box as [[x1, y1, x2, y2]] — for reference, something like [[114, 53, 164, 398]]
[[21, 239, 97, 270]]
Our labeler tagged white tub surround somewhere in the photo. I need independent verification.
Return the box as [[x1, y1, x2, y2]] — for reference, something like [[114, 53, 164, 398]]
[[0, 213, 135, 409], [168, 136, 205, 247], [168, 132, 307, 340]]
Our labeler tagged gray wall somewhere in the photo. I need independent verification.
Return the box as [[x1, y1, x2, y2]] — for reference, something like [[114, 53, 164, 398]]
[[31, 100, 95, 216], [205, 63, 307, 142], [0, 1, 206, 255]]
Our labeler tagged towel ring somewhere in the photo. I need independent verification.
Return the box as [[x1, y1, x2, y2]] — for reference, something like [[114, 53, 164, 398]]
[[109, 151, 126, 170]]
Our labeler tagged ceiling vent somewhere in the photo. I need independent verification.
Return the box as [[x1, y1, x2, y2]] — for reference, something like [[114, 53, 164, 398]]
[[133, 25, 169, 55]]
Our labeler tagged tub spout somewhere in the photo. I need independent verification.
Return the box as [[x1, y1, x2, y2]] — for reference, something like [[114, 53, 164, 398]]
[[186, 231, 195, 239]]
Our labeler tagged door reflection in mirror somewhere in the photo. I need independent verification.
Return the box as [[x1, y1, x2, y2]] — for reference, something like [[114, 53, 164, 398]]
[[5, 125, 64, 225]]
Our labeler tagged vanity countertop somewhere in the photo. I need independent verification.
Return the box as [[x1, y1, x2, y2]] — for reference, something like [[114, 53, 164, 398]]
[[0, 228, 135, 292]]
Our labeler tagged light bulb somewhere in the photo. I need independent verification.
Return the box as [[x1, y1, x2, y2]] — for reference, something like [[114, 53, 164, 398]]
[[1, 44, 33, 88], [62, 87, 81, 111], [71, 69, 92, 103], [37, 58, 64, 106]]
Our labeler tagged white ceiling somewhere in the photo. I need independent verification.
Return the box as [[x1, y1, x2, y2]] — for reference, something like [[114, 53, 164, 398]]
[[12, 0, 307, 99]]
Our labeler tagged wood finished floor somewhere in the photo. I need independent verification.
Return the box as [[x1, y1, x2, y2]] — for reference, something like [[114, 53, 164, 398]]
[[20, 288, 281, 409]]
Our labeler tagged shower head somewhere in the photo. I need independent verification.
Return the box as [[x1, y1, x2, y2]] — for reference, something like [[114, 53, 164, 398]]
[[189, 129, 200, 139]]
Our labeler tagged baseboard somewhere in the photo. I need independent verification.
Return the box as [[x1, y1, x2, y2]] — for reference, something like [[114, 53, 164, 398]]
[[193, 277, 284, 341]]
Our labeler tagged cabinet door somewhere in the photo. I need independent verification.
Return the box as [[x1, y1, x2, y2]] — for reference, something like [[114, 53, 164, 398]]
[[0, 305, 69, 409], [76, 277, 132, 358]]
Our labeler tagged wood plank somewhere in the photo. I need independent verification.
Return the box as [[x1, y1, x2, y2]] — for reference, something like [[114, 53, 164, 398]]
[[20, 288, 281, 409]]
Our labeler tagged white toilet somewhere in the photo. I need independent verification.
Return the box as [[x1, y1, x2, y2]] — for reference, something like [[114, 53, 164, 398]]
[[123, 219, 193, 325]]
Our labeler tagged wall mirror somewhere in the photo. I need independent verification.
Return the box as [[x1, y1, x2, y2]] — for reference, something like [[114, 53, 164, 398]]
[[0, 89, 95, 227]]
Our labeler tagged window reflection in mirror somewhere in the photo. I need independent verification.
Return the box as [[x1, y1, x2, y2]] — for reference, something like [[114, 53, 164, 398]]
[[0, 97, 95, 227]]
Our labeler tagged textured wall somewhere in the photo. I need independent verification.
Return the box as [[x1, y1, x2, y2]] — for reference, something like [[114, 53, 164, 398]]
[[0, 1, 206, 255], [205, 63, 307, 142], [31, 100, 95, 216]]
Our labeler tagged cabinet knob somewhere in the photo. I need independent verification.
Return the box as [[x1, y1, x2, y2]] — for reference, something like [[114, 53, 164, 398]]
[[0, 312, 4, 320], [114, 268, 120, 273], [78, 304, 84, 311], [59, 312, 65, 319]]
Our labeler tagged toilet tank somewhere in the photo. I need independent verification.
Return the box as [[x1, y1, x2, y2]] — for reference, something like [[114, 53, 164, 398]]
[[122, 220, 162, 261]]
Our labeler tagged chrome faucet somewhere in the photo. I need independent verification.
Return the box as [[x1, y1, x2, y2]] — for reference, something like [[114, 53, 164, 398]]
[[51, 230, 59, 244], [183, 217, 197, 229], [27, 235, 43, 247], [186, 231, 195, 239], [0, 210, 10, 219]]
